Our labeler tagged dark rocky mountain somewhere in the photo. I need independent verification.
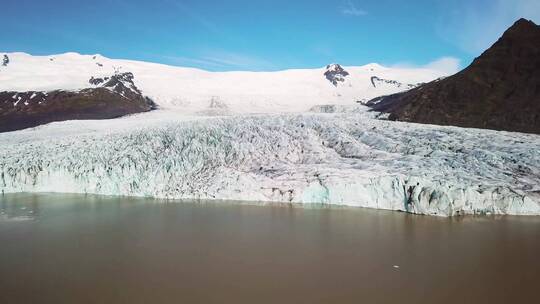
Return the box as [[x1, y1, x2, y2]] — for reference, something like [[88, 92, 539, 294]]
[[368, 18, 540, 134], [324, 64, 349, 86], [0, 72, 155, 133]]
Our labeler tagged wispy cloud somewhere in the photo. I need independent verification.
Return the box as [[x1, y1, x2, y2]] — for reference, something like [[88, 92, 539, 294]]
[[163, 56, 227, 68], [164, 50, 275, 71], [437, 0, 540, 54], [162, 0, 223, 37], [391, 57, 462, 75], [340, 0, 367, 17], [162, 0, 250, 47]]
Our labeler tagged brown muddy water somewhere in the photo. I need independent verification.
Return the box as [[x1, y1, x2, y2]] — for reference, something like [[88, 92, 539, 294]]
[[0, 193, 539, 304]]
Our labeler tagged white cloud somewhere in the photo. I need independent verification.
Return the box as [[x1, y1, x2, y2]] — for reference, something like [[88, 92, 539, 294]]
[[162, 56, 226, 68], [340, 0, 367, 16], [437, 0, 540, 54], [392, 57, 462, 75]]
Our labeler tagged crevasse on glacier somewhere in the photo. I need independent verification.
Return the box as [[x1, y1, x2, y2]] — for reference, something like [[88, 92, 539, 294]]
[[1, 113, 539, 216]]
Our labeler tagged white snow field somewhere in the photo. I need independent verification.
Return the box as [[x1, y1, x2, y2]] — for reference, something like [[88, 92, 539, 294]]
[[1, 52, 539, 216]]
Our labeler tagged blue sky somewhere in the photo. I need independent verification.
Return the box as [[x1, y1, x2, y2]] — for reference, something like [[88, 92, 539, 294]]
[[2, 0, 539, 72]]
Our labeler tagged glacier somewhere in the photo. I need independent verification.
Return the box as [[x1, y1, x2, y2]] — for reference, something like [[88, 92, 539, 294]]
[[1, 109, 539, 217], [1, 52, 539, 216]]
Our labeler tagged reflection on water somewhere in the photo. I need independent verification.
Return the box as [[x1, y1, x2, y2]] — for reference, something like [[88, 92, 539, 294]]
[[0, 194, 39, 222], [0, 193, 539, 304]]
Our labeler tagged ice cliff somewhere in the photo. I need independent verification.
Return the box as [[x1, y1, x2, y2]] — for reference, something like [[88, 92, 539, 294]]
[[1, 111, 539, 216]]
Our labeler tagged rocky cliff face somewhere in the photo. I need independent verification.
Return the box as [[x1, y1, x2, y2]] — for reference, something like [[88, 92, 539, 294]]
[[368, 18, 540, 134], [0, 72, 155, 132]]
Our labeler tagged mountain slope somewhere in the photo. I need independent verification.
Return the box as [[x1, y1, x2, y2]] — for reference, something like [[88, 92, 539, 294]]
[[368, 18, 540, 134]]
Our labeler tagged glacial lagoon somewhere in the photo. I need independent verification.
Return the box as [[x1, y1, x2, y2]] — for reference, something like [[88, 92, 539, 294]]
[[1, 193, 539, 303]]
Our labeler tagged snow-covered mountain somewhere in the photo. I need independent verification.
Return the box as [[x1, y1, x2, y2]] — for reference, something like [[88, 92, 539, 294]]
[[0, 52, 446, 114]]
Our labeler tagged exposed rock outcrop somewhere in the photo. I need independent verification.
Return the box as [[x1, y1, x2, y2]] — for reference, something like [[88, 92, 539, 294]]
[[2, 55, 9, 66], [370, 76, 420, 89], [324, 64, 349, 86]]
